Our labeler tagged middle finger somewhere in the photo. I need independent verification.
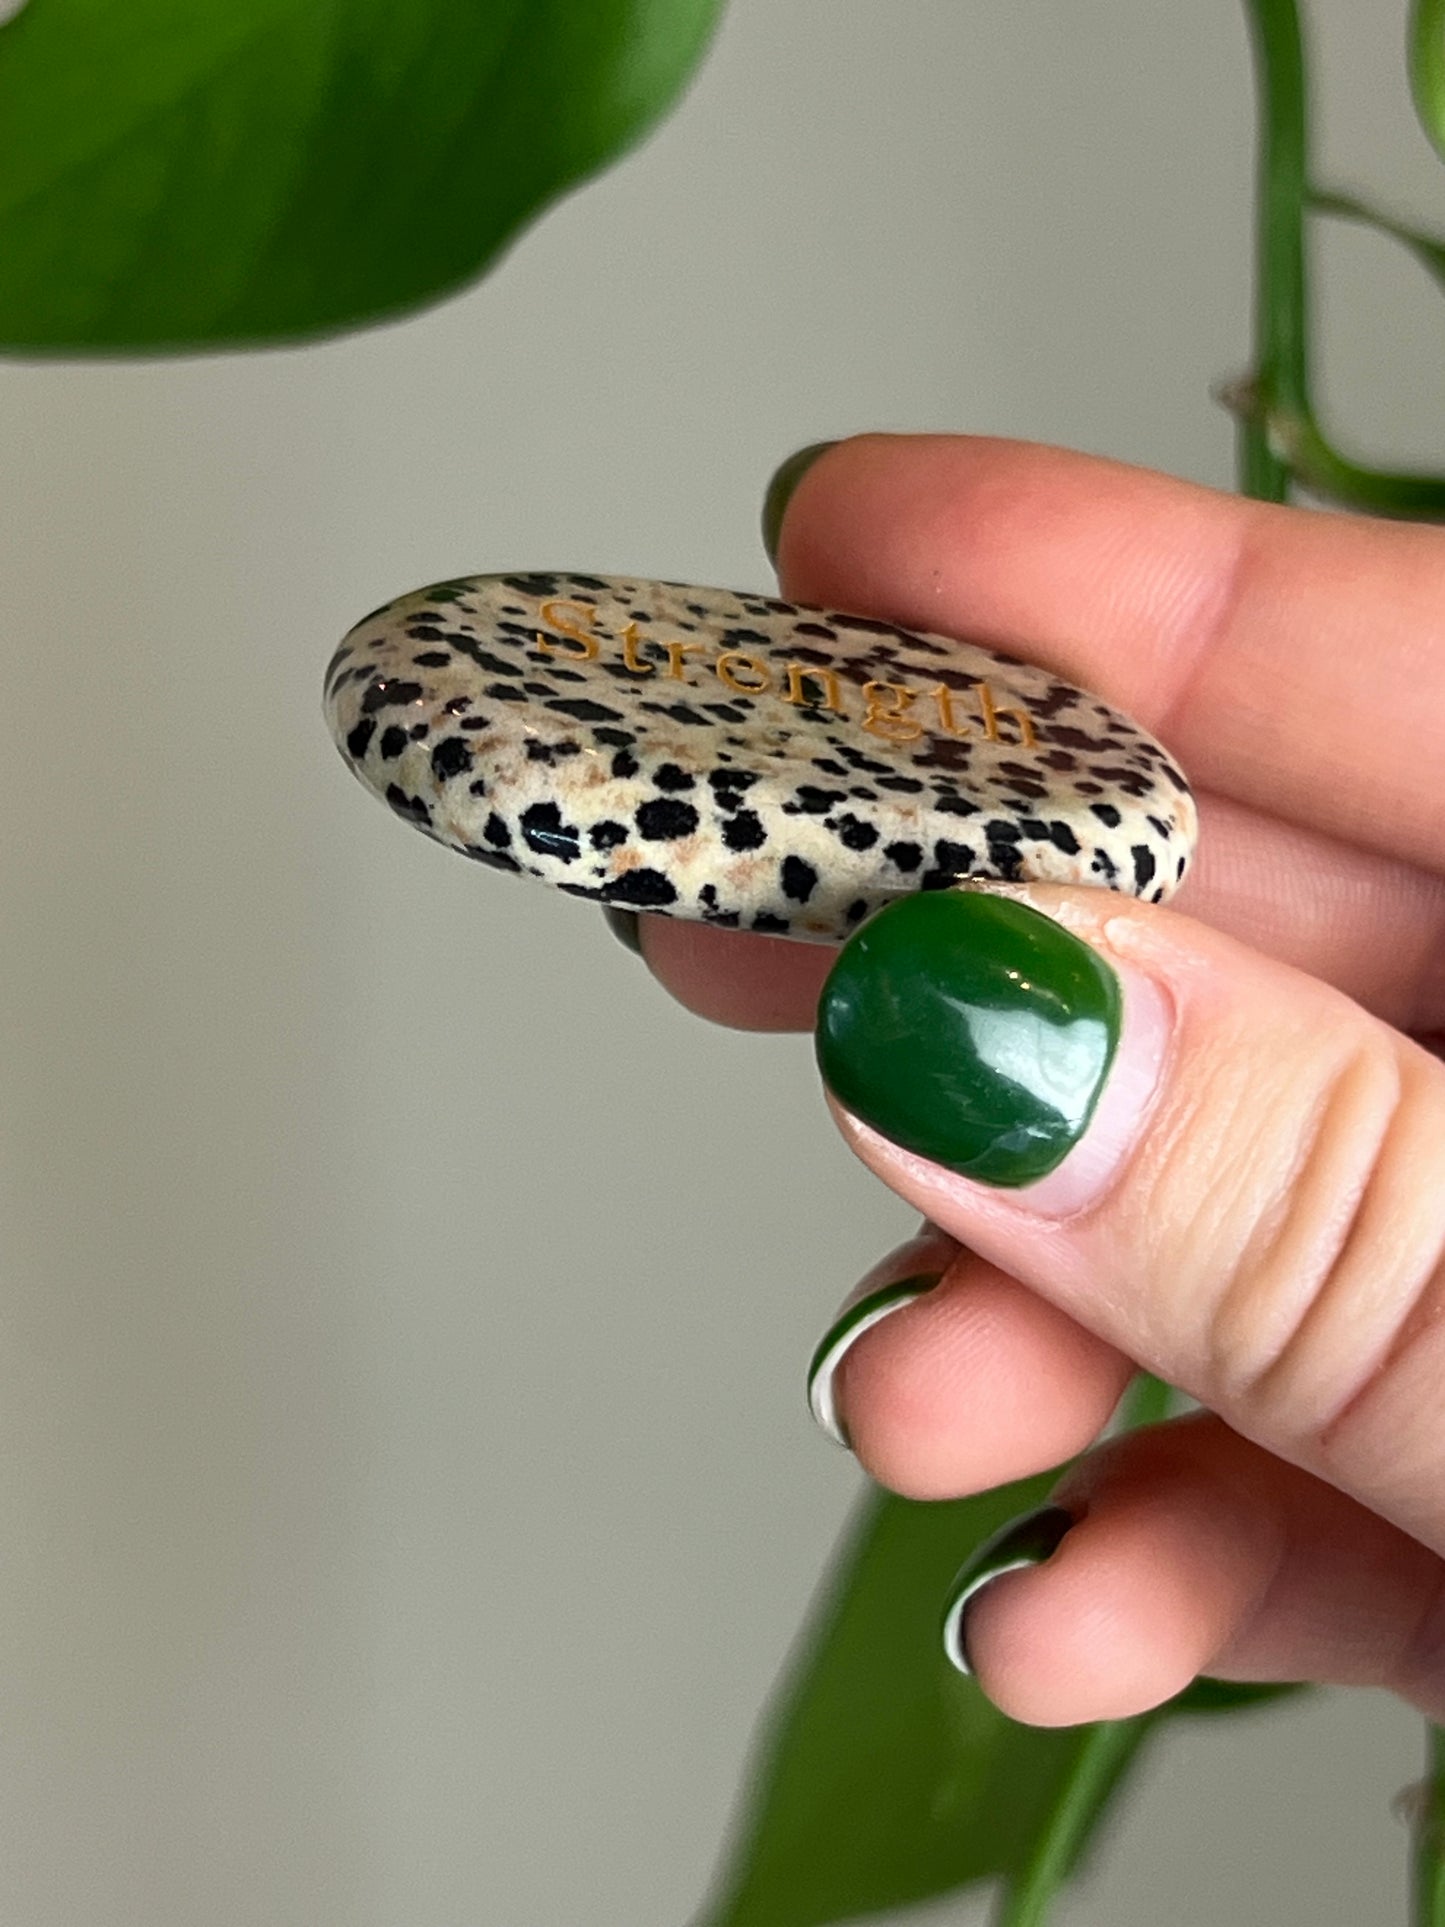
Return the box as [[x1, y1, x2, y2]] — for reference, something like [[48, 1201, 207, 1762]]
[[637, 787, 1445, 1034]]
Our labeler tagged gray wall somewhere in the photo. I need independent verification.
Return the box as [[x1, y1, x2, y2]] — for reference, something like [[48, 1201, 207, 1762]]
[[0, 2, 1436, 1921]]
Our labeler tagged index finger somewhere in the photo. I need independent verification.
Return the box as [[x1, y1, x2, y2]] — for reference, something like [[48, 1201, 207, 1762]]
[[775, 435, 1445, 876]]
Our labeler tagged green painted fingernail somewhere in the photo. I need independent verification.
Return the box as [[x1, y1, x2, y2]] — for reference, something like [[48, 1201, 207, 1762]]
[[806, 1272, 941, 1447], [815, 892, 1122, 1187], [603, 906, 644, 956], [761, 440, 837, 569], [942, 1503, 1075, 1676]]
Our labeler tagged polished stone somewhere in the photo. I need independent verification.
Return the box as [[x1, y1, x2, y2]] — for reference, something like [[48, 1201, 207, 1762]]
[[323, 572, 1197, 942]]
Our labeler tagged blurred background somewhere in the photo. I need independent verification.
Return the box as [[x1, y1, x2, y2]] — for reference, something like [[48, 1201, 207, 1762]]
[[0, 1, 1439, 1921]]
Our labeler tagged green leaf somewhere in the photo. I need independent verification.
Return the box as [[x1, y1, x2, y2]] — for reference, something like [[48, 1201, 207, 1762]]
[[694, 1478, 1156, 1927], [0, 0, 724, 351], [1309, 186, 1445, 296], [1170, 1677, 1310, 1716], [1412, 0, 1445, 166]]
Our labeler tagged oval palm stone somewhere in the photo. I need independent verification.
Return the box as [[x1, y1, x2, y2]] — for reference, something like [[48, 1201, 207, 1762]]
[[323, 572, 1197, 943]]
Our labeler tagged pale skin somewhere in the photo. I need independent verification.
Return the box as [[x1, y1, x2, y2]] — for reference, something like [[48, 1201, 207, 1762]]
[[637, 432, 1445, 1730]]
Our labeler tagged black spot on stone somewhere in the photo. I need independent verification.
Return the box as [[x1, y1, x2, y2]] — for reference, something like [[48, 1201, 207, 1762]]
[[795, 785, 846, 814], [385, 784, 432, 826], [753, 912, 789, 934], [431, 737, 472, 781], [453, 641, 525, 677], [345, 718, 377, 759], [654, 763, 696, 793], [933, 840, 975, 876], [413, 651, 451, 668], [1092, 849, 1119, 880], [793, 622, 838, 641], [885, 840, 923, 872], [875, 774, 925, 795], [379, 725, 407, 759], [637, 798, 700, 841], [1131, 845, 1157, 890], [361, 678, 424, 714], [521, 802, 582, 863], [933, 794, 980, 817], [443, 695, 472, 715], [781, 855, 818, 903], [703, 908, 741, 928], [1146, 815, 1170, 839], [406, 624, 445, 641], [709, 768, 758, 795], [408, 721, 429, 740], [833, 814, 879, 851], [486, 683, 529, 704], [604, 869, 678, 908], [1049, 822, 1081, 855], [722, 810, 766, 852], [469, 779, 488, 796], [1090, 803, 1122, 828], [589, 820, 627, 851], [483, 814, 511, 848], [611, 749, 640, 780], [594, 727, 635, 749], [845, 899, 869, 924], [546, 697, 624, 724]]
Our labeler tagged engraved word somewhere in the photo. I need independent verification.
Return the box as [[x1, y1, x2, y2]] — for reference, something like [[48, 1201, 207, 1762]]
[[533, 599, 1038, 749]]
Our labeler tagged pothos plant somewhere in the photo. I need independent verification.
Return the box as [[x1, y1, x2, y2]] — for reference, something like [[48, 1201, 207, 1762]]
[[5, 1, 1445, 1920]]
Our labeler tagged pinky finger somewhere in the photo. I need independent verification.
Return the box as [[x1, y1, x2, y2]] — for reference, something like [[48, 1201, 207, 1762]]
[[949, 1411, 1445, 1727]]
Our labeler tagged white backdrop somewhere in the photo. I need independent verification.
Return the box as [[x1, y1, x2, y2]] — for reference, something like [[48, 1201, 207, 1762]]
[[0, 3, 1437, 1922]]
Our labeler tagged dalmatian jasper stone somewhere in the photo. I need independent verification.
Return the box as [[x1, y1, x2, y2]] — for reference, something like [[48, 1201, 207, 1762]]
[[323, 572, 1197, 943]]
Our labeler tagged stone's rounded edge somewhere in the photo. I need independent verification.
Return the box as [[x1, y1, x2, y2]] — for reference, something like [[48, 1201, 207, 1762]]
[[322, 571, 1199, 944]]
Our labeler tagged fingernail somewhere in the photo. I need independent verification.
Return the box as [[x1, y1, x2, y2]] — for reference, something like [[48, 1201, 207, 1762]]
[[806, 1272, 941, 1447], [815, 892, 1123, 1188], [761, 441, 838, 569], [941, 1503, 1075, 1676], [603, 906, 644, 957]]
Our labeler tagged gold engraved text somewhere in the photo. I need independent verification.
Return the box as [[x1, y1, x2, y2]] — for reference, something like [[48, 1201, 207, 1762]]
[[536, 599, 598, 661], [861, 681, 924, 743], [663, 639, 706, 680], [527, 598, 1043, 754], [978, 681, 1037, 748], [621, 622, 654, 676], [931, 683, 972, 738], [784, 663, 845, 712], [716, 651, 771, 694]]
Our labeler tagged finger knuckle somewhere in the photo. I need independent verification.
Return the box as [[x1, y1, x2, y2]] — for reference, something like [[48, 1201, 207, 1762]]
[[1205, 1033, 1445, 1449]]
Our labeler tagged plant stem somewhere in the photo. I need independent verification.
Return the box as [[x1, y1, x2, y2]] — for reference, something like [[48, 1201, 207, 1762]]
[[992, 1719, 1155, 1927], [1239, 0, 1309, 506], [1412, 1724, 1445, 1926]]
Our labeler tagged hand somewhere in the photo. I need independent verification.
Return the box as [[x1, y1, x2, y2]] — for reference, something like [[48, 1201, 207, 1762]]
[[635, 433, 1445, 1728]]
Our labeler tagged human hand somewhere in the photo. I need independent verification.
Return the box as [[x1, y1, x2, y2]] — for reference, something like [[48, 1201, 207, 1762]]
[[634, 433, 1445, 1728]]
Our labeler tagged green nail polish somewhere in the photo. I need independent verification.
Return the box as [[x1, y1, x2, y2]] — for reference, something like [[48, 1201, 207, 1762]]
[[942, 1503, 1075, 1676], [603, 906, 644, 956], [806, 1272, 941, 1447], [815, 892, 1122, 1187], [761, 440, 837, 569]]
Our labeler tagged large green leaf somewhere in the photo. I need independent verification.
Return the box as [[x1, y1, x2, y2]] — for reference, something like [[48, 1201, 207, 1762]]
[[1412, 0, 1445, 166], [694, 1477, 1156, 1927], [0, 0, 723, 351]]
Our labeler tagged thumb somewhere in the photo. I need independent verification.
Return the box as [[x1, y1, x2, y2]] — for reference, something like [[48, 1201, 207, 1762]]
[[815, 888, 1445, 1551]]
